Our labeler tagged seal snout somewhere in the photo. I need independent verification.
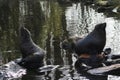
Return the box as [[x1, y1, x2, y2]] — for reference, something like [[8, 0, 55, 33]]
[[95, 22, 107, 30], [20, 26, 26, 31], [20, 27, 28, 33], [19, 27, 31, 37], [101, 22, 106, 28]]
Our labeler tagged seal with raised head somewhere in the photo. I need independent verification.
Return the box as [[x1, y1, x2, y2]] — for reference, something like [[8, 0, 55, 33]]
[[62, 23, 106, 56], [62, 23, 107, 68], [75, 23, 106, 56], [17, 27, 45, 70]]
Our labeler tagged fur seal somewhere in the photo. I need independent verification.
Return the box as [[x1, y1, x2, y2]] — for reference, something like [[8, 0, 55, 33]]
[[62, 23, 107, 68], [17, 27, 45, 70], [62, 23, 106, 56], [75, 23, 106, 56]]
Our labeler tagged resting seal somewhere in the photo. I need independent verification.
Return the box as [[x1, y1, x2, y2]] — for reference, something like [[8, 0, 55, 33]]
[[75, 23, 106, 56], [62, 23, 106, 55], [17, 27, 45, 70], [62, 23, 107, 68]]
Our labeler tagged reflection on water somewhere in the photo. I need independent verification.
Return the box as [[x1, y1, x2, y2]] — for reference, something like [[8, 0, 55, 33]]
[[0, 0, 120, 80]]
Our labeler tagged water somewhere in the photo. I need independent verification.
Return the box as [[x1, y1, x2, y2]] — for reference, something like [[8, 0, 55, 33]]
[[0, 0, 120, 80]]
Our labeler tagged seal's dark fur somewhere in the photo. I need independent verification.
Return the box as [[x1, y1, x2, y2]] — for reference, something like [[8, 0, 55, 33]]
[[18, 27, 45, 70], [75, 23, 106, 55]]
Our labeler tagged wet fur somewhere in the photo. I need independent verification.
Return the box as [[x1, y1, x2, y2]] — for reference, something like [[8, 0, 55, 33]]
[[75, 23, 106, 55], [62, 23, 108, 68], [18, 27, 45, 69]]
